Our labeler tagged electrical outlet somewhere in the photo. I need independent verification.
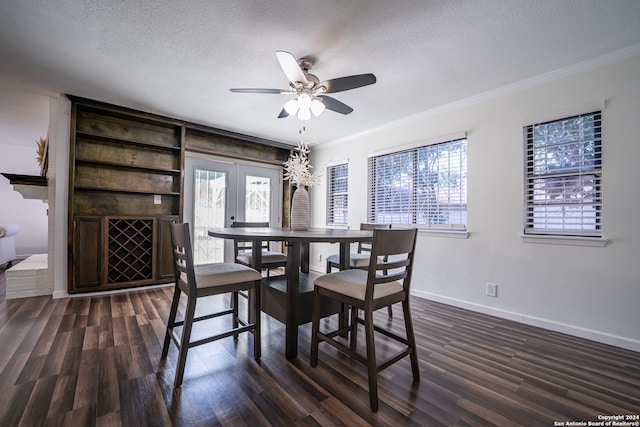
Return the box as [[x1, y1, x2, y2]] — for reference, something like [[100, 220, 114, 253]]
[[318, 254, 322, 262], [486, 282, 498, 297], [154, 194, 161, 205]]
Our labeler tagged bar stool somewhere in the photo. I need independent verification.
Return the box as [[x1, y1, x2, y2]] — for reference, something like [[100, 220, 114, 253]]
[[161, 222, 262, 388], [310, 227, 420, 411]]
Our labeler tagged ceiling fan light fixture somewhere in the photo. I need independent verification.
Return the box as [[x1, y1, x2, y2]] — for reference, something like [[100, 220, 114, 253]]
[[230, 51, 376, 120], [297, 107, 311, 121], [297, 93, 312, 109], [284, 99, 299, 115], [310, 98, 325, 116]]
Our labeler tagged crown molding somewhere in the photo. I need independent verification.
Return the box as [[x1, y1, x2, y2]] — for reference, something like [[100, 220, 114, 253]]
[[322, 44, 640, 149]]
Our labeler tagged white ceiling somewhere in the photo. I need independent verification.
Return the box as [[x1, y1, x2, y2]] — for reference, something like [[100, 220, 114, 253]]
[[1, 0, 640, 148]]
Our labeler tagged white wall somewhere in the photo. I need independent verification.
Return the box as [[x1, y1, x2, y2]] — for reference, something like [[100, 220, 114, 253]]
[[0, 143, 48, 257], [310, 55, 640, 351]]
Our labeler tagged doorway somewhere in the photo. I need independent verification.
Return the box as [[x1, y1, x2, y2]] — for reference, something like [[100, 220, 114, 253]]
[[184, 154, 282, 265]]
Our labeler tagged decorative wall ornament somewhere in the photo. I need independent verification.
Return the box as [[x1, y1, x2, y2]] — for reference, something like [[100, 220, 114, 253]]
[[36, 136, 48, 177]]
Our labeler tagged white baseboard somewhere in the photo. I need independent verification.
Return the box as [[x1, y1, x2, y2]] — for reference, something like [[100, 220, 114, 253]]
[[412, 290, 640, 353], [65, 282, 174, 299], [52, 290, 68, 299], [52, 282, 173, 300]]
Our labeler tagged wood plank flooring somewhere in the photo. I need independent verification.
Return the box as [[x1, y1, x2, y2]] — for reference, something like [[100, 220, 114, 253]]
[[0, 278, 638, 426]]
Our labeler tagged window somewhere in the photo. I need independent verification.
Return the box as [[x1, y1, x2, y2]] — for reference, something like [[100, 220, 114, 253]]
[[245, 175, 271, 222], [368, 137, 467, 228], [326, 162, 348, 225], [524, 111, 602, 236]]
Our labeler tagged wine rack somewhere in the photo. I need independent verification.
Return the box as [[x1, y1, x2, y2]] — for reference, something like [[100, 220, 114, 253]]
[[107, 218, 154, 284]]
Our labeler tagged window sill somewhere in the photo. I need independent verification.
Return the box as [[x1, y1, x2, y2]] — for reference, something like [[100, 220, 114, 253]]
[[418, 228, 469, 239], [520, 234, 607, 247]]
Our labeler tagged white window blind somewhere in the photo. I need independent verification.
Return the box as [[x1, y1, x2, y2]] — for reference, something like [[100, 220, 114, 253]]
[[327, 163, 348, 225], [367, 138, 467, 228], [524, 111, 602, 235]]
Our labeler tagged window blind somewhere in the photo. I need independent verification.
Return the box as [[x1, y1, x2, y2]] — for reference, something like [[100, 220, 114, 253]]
[[367, 138, 467, 228], [524, 111, 602, 235], [326, 163, 348, 225]]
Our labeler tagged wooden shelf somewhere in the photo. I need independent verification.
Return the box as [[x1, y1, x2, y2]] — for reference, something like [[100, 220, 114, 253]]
[[71, 96, 184, 128], [1, 173, 48, 201], [75, 158, 180, 174], [73, 185, 180, 196], [75, 130, 181, 151], [1, 173, 47, 186]]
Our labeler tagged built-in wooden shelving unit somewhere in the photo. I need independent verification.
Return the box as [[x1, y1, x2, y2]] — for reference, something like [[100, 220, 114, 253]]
[[68, 97, 183, 292]]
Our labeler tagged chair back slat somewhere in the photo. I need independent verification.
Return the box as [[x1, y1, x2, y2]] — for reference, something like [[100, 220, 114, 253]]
[[378, 258, 410, 270], [231, 221, 270, 228], [365, 228, 417, 301], [373, 258, 411, 283]]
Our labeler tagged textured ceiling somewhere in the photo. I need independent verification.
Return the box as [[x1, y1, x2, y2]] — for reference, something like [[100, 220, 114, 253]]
[[1, 0, 640, 148]]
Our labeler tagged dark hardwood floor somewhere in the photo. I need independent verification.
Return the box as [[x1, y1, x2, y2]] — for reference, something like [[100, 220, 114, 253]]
[[0, 272, 638, 426]]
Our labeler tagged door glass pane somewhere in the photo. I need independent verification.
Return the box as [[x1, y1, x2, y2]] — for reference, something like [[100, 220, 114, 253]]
[[194, 169, 226, 264], [245, 175, 270, 223]]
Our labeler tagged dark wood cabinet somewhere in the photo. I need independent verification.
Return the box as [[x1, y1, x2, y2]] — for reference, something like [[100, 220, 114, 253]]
[[72, 216, 103, 289], [71, 215, 179, 291], [68, 98, 183, 293]]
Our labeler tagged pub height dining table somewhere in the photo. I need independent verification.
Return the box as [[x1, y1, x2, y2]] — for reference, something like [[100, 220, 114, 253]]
[[207, 226, 373, 359]]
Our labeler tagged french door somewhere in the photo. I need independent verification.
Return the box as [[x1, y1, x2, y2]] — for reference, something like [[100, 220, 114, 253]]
[[184, 154, 282, 265]]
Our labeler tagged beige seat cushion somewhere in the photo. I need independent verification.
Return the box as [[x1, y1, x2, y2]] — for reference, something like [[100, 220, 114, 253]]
[[236, 250, 287, 265], [314, 269, 403, 301], [193, 263, 262, 288], [326, 252, 371, 268]]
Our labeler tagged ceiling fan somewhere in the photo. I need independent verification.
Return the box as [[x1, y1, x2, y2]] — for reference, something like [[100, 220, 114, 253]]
[[230, 51, 376, 121]]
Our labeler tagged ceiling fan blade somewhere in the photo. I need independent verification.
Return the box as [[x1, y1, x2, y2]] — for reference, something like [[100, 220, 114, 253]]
[[275, 51, 308, 84], [229, 88, 283, 94], [318, 73, 377, 93], [277, 108, 290, 119], [318, 95, 353, 115]]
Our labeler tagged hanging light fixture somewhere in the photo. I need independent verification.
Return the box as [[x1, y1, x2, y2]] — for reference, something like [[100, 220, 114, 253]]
[[296, 93, 311, 120], [297, 93, 312, 109], [310, 97, 325, 116], [297, 108, 311, 121], [282, 91, 326, 121], [284, 99, 299, 116]]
